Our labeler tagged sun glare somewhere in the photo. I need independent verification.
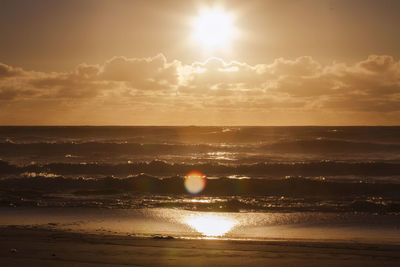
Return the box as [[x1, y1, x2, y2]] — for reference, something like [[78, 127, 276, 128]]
[[185, 214, 237, 237], [192, 8, 237, 50]]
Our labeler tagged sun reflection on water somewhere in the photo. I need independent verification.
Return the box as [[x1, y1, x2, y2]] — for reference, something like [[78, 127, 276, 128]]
[[184, 214, 237, 237]]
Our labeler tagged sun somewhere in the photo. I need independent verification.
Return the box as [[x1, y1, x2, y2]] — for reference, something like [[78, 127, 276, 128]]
[[192, 8, 237, 50]]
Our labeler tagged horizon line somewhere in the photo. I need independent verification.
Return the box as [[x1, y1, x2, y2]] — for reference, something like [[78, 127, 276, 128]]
[[0, 125, 400, 127]]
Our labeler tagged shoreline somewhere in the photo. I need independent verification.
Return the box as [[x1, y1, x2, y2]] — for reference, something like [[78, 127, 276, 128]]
[[1, 227, 399, 266], [1, 206, 399, 244]]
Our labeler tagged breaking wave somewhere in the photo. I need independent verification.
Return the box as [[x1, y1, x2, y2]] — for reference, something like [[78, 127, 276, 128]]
[[1, 160, 400, 177], [1, 172, 399, 197], [0, 174, 399, 213], [1, 139, 400, 155]]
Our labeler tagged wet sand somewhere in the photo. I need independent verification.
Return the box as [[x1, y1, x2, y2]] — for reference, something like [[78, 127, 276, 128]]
[[0, 227, 399, 267]]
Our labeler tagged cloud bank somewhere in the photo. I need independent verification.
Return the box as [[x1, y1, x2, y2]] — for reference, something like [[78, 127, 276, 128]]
[[1, 54, 399, 125]]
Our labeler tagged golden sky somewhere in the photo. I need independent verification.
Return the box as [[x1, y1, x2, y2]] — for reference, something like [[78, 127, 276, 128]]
[[1, 0, 400, 125]]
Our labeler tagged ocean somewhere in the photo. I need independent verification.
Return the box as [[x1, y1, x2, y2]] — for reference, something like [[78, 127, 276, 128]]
[[0, 126, 399, 242]]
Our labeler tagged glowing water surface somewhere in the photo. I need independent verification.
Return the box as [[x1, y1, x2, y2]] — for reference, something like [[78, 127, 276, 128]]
[[1, 208, 399, 243], [184, 214, 237, 236]]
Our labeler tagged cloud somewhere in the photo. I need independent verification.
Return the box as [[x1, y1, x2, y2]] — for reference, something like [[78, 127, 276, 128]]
[[0, 54, 399, 125], [100, 54, 180, 91], [268, 56, 322, 77], [0, 63, 24, 78]]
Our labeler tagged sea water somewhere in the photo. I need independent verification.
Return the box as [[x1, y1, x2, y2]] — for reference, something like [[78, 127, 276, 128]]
[[0, 126, 399, 242]]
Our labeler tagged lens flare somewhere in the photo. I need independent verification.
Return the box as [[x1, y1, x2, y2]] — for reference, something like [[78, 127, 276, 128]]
[[185, 214, 237, 237], [184, 171, 206, 194]]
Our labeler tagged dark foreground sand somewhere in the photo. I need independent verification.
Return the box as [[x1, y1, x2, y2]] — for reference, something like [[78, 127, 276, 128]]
[[0, 227, 399, 267]]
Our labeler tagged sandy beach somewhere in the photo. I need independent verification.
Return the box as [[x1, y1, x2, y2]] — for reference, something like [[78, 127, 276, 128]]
[[0, 227, 399, 267]]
